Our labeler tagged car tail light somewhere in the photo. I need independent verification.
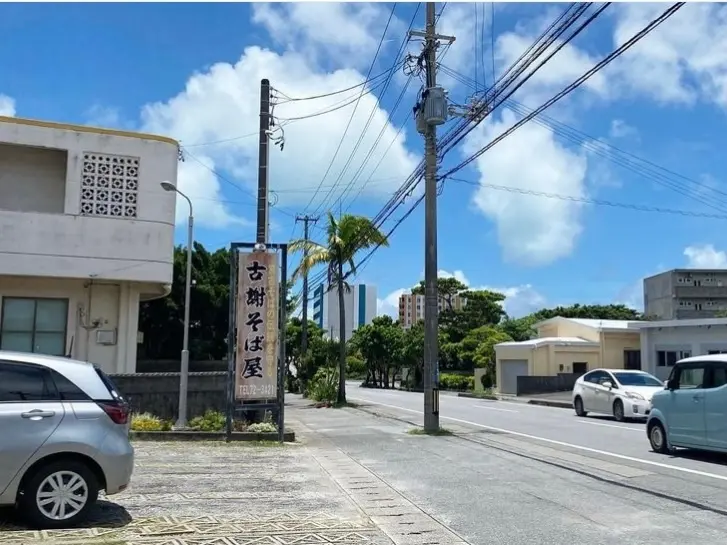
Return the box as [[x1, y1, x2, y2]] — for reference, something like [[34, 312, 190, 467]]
[[97, 401, 130, 425]]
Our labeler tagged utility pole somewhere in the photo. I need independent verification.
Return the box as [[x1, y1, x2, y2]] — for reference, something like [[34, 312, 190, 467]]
[[256, 78, 271, 246], [295, 214, 318, 355], [410, 3, 455, 433]]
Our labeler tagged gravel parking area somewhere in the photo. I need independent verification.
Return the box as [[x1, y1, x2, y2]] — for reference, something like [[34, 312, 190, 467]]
[[0, 441, 392, 545]]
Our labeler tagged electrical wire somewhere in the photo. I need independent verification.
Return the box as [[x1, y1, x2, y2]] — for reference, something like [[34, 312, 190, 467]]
[[441, 3, 686, 179], [441, 59, 727, 212], [313, 3, 421, 216], [350, 3, 688, 280], [274, 69, 400, 123], [440, 2, 610, 157], [448, 177, 727, 220], [301, 3, 399, 215], [272, 65, 403, 103], [294, 3, 603, 286]]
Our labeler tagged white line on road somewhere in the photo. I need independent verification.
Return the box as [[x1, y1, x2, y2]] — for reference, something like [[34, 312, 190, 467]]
[[348, 397, 727, 483], [473, 405, 519, 413], [577, 420, 643, 432]]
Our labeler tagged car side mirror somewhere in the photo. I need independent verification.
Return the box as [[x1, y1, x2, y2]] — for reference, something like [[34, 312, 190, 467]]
[[666, 379, 677, 390], [602, 381, 612, 389]]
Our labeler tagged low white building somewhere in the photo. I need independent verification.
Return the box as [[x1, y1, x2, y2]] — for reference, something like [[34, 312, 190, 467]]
[[0, 115, 178, 374], [312, 282, 377, 341], [636, 318, 727, 381]]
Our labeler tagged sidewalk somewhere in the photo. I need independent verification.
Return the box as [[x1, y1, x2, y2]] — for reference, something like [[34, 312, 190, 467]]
[[290, 396, 727, 545]]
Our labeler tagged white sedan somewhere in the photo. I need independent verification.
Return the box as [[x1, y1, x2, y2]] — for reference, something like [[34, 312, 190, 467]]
[[572, 369, 665, 422]]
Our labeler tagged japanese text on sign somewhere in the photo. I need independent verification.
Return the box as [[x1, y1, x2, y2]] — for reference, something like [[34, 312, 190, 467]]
[[235, 252, 279, 400]]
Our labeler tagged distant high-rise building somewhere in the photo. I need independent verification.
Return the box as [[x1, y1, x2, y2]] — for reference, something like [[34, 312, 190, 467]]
[[398, 292, 467, 328], [644, 269, 727, 320], [312, 283, 377, 340]]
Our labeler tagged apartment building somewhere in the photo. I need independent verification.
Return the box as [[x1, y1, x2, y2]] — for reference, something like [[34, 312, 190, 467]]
[[312, 283, 377, 341], [644, 269, 727, 320], [398, 292, 467, 328], [0, 115, 178, 373]]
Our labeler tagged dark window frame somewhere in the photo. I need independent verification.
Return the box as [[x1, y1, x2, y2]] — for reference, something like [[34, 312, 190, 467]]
[[0, 297, 69, 357]]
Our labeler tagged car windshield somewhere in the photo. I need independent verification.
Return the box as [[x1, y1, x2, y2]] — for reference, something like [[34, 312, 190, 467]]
[[613, 372, 662, 387]]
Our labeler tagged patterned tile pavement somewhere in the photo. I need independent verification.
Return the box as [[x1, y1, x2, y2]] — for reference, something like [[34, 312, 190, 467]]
[[0, 441, 393, 545]]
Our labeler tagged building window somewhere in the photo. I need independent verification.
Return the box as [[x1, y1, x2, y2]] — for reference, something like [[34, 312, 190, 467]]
[[80, 152, 139, 218], [0, 298, 68, 356], [656, 350, 691, 367]]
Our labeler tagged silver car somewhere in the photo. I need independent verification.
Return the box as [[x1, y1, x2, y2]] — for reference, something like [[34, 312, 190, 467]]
[[0, 351, 134, 528]]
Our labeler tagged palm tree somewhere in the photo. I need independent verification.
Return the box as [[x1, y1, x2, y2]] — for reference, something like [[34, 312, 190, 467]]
[[289, 212, 389, 404]]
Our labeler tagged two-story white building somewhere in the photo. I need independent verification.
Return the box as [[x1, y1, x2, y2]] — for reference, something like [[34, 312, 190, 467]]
[[0, 115, 178, 373]]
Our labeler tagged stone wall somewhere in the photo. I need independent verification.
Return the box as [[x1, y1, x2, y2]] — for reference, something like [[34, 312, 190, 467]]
[[110, 372, 227, 420], [516, 373, 579, 396], [135, 359, 227, 374]]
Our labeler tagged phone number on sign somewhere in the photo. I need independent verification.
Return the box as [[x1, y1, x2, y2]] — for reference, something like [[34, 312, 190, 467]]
[[238, 384, 276, 398]]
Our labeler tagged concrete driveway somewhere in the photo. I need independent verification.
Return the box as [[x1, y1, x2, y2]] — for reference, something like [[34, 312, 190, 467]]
[[0, 441, 391, 545]]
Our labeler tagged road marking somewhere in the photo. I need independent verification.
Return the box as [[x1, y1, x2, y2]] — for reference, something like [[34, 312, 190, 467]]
[[578, 420, 643, 432], [348, 397, 727, 483], [473, 405, 518, 413]]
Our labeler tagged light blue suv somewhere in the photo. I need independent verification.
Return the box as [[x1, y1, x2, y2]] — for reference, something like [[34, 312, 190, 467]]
[[647, 354, 727, 454]]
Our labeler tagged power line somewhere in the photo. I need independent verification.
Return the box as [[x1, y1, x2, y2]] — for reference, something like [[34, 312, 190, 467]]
[[272, 65, 402, 103], [302, 3, 399, 215], [441, 3, 685, 178], [313, 4, 421, 216], [350, 4, 687, 280], [438, 62, 727, 214], [448, 177, 727, 220]]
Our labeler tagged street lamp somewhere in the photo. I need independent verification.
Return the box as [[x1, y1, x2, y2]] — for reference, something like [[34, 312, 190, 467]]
[[161, 181, 194, 429]]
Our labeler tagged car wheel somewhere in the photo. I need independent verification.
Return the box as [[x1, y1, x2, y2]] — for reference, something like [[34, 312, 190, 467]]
[[613, 399, 625, 422], [19, 459, 99, 529], [574, 396, 587, 417], [649, 421, 670, 454]]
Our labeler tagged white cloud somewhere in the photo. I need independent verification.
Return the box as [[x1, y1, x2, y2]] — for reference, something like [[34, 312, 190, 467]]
[[0, 95, 16, 117], [483, 283, 547, 318], [436, 269, 470, 286], [684, 244, 727, 268], [463, 108, 588, 266], [85, 105, 123, 128], [252, 3, 405, 70], [377, 288, 405, 319], [140, 35, 418, 228], [609, 119, 638, 140]]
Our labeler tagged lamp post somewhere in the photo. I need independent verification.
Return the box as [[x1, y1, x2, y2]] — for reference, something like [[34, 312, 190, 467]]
[[161, 181, 193, 429]]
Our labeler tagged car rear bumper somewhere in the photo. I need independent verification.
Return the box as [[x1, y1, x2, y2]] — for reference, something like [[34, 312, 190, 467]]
[[98, 431, 134, 495]]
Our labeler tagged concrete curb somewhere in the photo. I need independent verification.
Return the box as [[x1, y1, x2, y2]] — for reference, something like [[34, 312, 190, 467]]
[[130, 430, 296, 442], [457, 392, 572, 409], [526, 399, 572, 409], [457, 392, 498, 401]]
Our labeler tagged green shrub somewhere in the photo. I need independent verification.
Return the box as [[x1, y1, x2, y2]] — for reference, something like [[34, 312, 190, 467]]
[[130, 412, 165, 431], [346, 356, 367, 377], [308, 367, 339, 403], [439, 373, 474, 391], [189, 410, 226, 431]]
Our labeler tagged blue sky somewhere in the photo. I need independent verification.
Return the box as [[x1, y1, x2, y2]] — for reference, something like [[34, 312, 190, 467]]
[[2, 2, 727, 318]]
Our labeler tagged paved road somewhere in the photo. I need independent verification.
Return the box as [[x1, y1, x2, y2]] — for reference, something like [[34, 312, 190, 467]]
[[295, 394, 727, 545], [346, 383, 727, 503]]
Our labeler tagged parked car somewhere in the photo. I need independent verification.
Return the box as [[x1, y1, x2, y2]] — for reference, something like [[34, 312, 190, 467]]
[[647, 354, 727, 455], [572, 368, 665, 421], [0, 351, 133, 528]]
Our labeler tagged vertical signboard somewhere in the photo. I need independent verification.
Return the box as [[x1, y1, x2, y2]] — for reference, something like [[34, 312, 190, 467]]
[[235, 251, 279, 400]]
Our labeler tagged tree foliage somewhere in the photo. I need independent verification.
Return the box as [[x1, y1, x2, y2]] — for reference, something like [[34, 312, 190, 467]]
[[289, 212, 389, 404], [138, 243, 646, 394]]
